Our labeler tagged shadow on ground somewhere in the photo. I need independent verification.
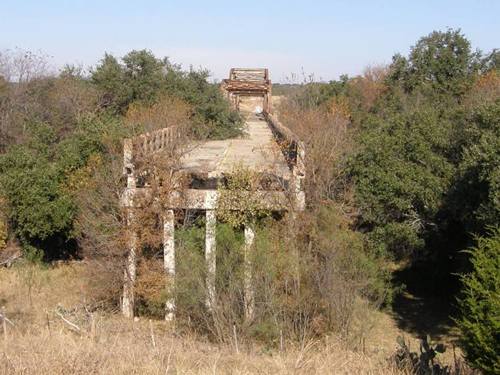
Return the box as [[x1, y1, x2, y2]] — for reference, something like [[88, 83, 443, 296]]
[[391, 264, 460, 344]]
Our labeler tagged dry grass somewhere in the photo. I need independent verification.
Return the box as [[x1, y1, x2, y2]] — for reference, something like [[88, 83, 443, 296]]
[[0, 262, 418, 374], [1, 322, 405, 374]]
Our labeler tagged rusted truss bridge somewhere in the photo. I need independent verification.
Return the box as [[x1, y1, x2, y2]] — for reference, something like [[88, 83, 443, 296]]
[[121, 68, 305, 320]]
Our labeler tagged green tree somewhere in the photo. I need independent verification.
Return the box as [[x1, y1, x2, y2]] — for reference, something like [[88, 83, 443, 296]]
[[91, 53, 129, 112], [0, 116, 122, 259], [387, 29, 478, 98], [0, 124, 75, 258], [121, 50, 165, 104], [457, 227, 500, 374], [451, 101, 500, 234], [163, 63, 242, 138], [92, 50, 165, 112], [352, 101, 454, 258], [92, 50, 242, 138]]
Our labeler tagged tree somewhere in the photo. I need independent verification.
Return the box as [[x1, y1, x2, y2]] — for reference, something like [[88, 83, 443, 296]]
[[387, 29, 477, 98], [351, 101, 454, 258], [451, 101, 500, 234], [121, 50, 165, 105], [163, 64, 242, 139], [91, 53, 130, 112], [0, 128, 76, 258], [0, 116, 122, 259], [92, 50, 242, 138], [457, 227, 500, 374]]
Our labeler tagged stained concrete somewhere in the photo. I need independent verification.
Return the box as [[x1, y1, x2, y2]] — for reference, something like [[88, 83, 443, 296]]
[[180, 101, 291, 180]]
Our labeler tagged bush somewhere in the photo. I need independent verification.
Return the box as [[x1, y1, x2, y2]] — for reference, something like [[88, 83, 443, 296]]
[[167, 205, 390, 347], [456, 227, 500, 374]]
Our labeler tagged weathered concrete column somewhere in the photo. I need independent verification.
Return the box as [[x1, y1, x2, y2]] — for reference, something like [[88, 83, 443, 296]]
[[163, 209, 175, 321], [122, 208, 137, 318], [244, 224, 255, 321], [293, 142, 306, 211], [205, 210, 217, 310], [123, 139, 136, 189]]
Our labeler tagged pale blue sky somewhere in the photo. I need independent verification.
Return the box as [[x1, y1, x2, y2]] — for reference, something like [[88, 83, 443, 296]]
[[1, 0, 498, 82]]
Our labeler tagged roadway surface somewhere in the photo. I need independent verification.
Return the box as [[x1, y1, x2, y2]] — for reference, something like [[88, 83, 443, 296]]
[[180, 98, 291, 180]]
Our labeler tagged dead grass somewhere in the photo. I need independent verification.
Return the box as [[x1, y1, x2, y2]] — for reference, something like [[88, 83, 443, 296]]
[[0, 263, 458, 374], [1, 321, 405, 375], [1, 331, 407, 374]]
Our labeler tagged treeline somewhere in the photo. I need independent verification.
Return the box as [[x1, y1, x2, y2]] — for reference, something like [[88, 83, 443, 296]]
[[0, 49, 242, 259], [280, 29, 499, 373]]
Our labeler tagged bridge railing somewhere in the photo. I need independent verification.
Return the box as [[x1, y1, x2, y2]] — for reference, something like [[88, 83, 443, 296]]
[[229, 68, 269, 82], [123, 126, 179, 188], [264, 112, 305, 206]]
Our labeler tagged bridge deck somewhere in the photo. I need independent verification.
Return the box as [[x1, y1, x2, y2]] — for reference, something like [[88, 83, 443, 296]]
[[180, 104, 291, 180]]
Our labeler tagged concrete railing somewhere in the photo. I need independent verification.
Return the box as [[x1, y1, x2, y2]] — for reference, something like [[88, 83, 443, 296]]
[[264, 111, 305, 210], [123, 126, 179, 188], [264, 112, 305, 178]]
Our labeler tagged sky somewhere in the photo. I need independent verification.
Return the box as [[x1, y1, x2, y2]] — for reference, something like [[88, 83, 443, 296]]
[[1, 0, 498, 82]]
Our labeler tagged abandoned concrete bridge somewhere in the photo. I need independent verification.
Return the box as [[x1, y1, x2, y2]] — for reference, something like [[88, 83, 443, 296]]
[[121, 68, 305, 320]]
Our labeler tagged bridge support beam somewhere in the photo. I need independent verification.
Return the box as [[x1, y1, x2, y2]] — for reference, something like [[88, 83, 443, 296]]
[[244, 224, 255, 321], [205, 210, 217, 310], [122, 209, 137, 318], [163, 209, 175, 321]]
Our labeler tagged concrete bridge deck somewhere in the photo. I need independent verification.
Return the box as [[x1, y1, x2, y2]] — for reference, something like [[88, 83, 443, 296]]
[[180, 110, 291, 180]]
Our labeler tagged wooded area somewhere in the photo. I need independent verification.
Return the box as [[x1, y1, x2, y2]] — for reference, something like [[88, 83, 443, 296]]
[[0, 29, 498, 374]]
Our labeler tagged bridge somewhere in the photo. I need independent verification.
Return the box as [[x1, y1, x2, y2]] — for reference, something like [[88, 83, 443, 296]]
[[121, 68, 305, 320]]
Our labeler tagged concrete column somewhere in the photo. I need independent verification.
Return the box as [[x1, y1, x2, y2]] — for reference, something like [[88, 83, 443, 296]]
[[122, 209, 137, 318], [205, 210, 217, 310], [244, 224, 255, 321], [123, 139, 136, 189], [163, 209, 175, 321]]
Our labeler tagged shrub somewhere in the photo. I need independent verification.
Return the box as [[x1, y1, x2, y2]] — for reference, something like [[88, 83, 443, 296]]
[[168, 205, 390, 347], [456, 227, 500, 374]]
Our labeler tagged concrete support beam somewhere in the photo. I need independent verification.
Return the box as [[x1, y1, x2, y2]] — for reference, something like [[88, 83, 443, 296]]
[[123, 139, 136, 189], [122, 209, 137, 318], [244, 224, 255, 321], [163, 209, 175, 321], [205, 210, 217, 310]]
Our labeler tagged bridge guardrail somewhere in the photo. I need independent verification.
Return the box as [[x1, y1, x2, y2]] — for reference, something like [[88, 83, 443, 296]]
[[123, 126, 179, 188], [263, 112, 305, 179]]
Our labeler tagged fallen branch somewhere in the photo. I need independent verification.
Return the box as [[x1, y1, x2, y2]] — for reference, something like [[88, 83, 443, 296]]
[[0, 253, 22, 267], [55, 311, 81, 332], [0, 313, 14, 326]]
